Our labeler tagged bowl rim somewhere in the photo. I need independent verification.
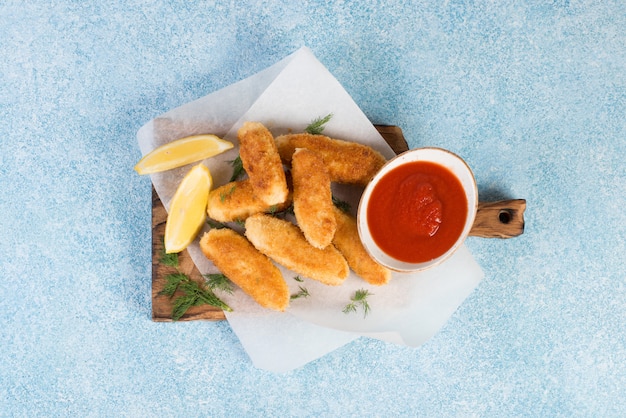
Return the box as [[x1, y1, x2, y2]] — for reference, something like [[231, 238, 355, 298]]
[[357, 146, 479, 273]]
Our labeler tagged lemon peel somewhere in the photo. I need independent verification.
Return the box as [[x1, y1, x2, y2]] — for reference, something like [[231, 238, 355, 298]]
[[164, 163, 212, 253], [135, 134, 233, 175]]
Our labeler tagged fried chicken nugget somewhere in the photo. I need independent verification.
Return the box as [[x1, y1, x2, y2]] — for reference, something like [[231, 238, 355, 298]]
[[275, 133, 387, 185], [199, 228, 290, 312], [245, 214, 349, 286], [207, 179, 291, 223], [332, 207, 392, 286], [238, 122, 288, 206], [291, 148, 336, 249]]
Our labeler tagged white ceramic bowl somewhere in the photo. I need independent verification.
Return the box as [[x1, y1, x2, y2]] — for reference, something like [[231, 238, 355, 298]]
[[357, 147, 478, 273]]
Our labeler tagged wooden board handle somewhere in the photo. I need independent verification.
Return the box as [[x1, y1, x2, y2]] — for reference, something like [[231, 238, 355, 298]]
[[469, 199, 526, 238]]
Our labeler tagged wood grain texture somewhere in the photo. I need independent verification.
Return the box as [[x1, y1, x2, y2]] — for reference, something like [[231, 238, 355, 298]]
[[469, 199, 526, 238], [151, 125, 524, 322], [152, 189, 227, 321], [374, 125, 408, 154]]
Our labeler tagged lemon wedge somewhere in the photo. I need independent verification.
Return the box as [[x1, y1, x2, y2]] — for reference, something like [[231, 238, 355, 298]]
[[134, 134, 233, 175], [164, 163, 212, 253]]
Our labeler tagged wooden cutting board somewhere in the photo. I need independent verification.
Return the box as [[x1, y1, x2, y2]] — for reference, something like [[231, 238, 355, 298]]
[[151, 125, 525, 322]]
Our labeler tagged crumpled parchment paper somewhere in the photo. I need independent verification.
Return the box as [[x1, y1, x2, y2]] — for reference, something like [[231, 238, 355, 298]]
[[137, 47, 483, 372]]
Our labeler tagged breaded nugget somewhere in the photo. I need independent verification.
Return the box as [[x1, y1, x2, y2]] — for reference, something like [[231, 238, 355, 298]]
[[207, 179, 291, 223], [245, 214, 349, 286], [238, 122, 288, 206], [291, 148, 336, 249], [332, 206, 392, 286], [275, 133, 387, 185], [199, 228, 290, 312]]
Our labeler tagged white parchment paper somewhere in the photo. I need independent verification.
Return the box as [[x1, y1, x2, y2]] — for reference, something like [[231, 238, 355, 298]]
[[137, 47, 484, 372]]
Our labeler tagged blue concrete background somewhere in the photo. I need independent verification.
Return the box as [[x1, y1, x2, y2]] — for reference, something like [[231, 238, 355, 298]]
[[1, 1, 624, 416]]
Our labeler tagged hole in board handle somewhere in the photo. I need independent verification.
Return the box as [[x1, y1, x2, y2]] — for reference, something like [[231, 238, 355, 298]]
[[498, 210, 513, 224]]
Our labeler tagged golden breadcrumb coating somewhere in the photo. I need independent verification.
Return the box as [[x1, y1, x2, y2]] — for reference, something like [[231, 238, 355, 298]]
[[244, 214, 349, 286], [199, 228, 290, 312], [207, 179, 291, 223], [275, 133, 387, 185], [291, 148, 336, 249], [237, 122, 288, 206], [332, 206, 392, 286]]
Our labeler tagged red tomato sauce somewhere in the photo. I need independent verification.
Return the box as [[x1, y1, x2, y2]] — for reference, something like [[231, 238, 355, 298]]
[[366, 161, 468, 263]]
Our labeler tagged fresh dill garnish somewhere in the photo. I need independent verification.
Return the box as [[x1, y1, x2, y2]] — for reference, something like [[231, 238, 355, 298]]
[[332, 196, 351, 213], [267, 203, 294, 218], [228, 155, 244, 182], [159, 272, 188, 297], [160, 272, 232, 320], [293, 275, 304, 282], [290, 286, 310, 300], [220, 185, 237, 202], [158, 242, 232, 320], [159, 248, 180, 268], [171, 279, 232, 320], [204, 273, 234, 294], [343, 289, 372, 318], [304, 113, 333, 135], [206, 219, 228, 229]]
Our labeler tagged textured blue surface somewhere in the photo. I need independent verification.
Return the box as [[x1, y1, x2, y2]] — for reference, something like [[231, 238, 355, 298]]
[[1, 1, 625, 416]]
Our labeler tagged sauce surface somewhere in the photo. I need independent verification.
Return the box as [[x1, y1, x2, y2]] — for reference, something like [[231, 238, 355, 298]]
[[367, 161, 468, 263]]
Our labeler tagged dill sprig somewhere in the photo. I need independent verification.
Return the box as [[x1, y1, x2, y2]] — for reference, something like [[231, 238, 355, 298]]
[[290, 277, 309, 300], [332, 196, 351, 213], [220, 184, 237, 202], [206, 219, 228, 229], [343, 289, 372, 318], [171, 279, 233, 320], [304, 113, 333, 135], [158, 243, 232, 320], [290, 286, 310, 301], [228, 155, 245, 182], [159, 272, 188, 297], [204, 273, 234, 294], [267, 203, 294, 218], [159, 250, 180, 268]]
